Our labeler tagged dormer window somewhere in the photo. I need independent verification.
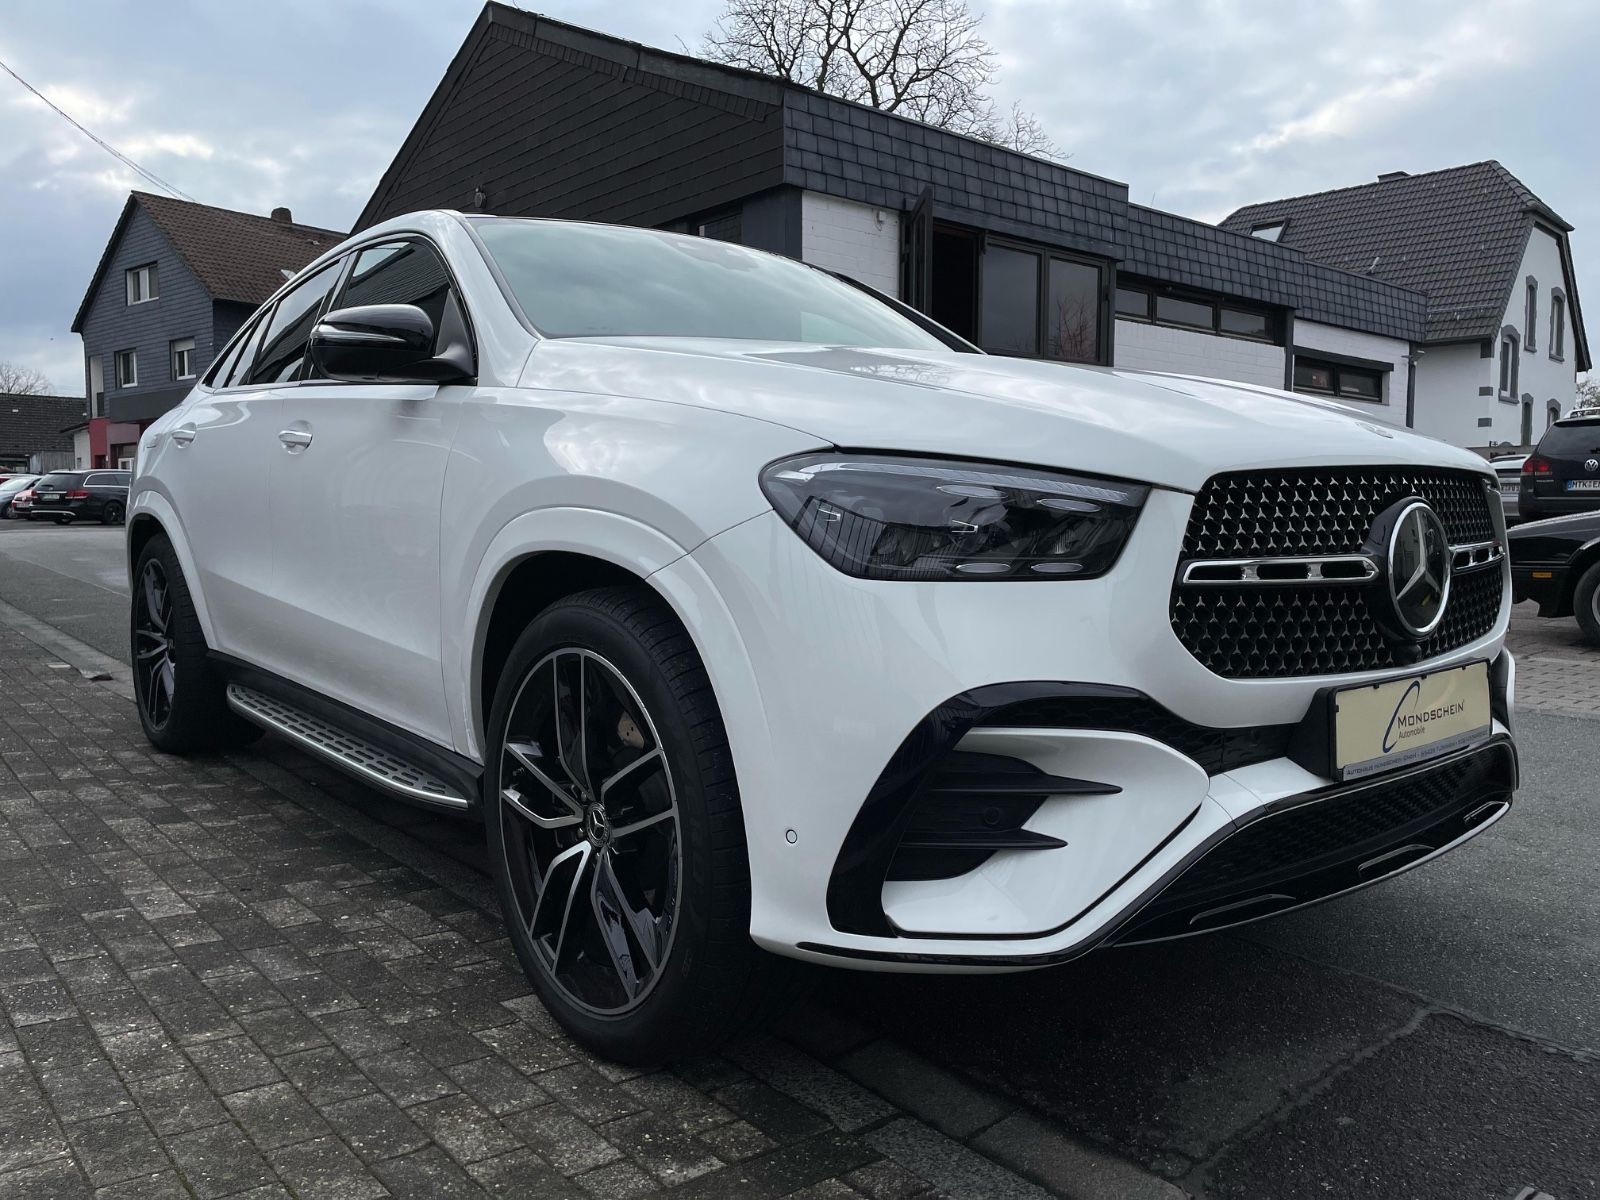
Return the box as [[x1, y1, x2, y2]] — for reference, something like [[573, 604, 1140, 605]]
[[125, 263, 158, 305], [1250, 221, 1286, 242]]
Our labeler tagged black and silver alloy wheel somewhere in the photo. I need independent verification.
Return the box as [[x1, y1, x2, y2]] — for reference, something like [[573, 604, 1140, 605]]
[[485, 587, 794, 1064], [134, 558, 177, 730], [497, 647, 681, 1015]]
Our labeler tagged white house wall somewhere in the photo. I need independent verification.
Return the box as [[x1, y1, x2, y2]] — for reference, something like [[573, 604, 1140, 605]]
[[1292, 319, 1411, 429], [1113, 319, 1284, 389], [1504, 225, 1578, 441], [1412, 343, 1492, 449], [800, 193, 901, 298]]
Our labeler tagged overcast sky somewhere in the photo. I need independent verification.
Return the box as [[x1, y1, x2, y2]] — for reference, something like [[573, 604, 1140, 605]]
[[2, 0, 1596, 395]]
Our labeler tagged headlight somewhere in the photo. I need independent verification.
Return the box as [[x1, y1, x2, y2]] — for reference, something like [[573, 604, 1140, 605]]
[[759, 453, 1148, 581]]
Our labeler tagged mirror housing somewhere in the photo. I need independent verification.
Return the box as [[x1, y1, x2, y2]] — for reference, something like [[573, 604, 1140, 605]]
[[309, 303, 474, 384]]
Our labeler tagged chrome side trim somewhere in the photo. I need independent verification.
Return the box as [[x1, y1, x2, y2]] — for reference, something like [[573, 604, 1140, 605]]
[[1451, 540, 1506, 572], [226, 683, 470, 810]]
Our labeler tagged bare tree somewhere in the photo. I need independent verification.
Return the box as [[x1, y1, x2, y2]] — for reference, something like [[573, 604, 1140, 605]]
[[704, 0, 1059, 156], [0, 361, 52, 397], [1576, 375, 1600, 412]]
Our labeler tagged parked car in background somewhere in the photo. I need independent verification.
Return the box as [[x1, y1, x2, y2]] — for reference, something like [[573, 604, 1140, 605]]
[[26, 469, 130, 525], [8, 485, 37, 520], [0, 475, 39, 519], [1511, 510, 1600, 644], [1520, 416, 1600, 521], [128, 212, 1517, 1063], [1490, 455, 1526, 526]]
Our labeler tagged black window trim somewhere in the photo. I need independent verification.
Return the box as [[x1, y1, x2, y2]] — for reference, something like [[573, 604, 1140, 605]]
[[1524, 277, 1538, 353], [199, 229, 478, 395], [971, 232, 1113, 365], [1498, 326, 1521, 403], [1550, 288, 1566, 363], [242, 257, 350, 388], [1289, 348, 1390, 404], [1113, 278, 1283, 346]]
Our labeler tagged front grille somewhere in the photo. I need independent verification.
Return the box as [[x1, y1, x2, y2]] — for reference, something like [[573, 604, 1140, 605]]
[[1116, 740, 1515, 944], [1172, 468, 1504, 679]]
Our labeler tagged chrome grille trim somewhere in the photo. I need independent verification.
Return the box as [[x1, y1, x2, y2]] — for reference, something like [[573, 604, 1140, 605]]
[[1180, 555, 1380, 586]]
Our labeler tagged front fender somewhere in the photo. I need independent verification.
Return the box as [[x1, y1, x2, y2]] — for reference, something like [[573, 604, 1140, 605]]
[[448, 506, 770, 767]]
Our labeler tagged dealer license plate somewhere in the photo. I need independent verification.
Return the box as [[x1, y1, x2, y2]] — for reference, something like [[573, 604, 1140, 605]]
[[1333, 662, 1491, 781], [1566, 480, 1600, 491]]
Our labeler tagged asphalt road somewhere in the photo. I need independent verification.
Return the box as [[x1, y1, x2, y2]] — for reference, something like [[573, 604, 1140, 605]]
[[3, 519, 1596, 1199]]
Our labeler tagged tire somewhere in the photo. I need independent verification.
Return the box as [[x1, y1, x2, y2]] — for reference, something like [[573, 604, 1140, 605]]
[[485, 586, 796, 1065], [131, 533, 262, 754], [1575, 562, 1600, 647], [54, 515, 70, 526], [102, 500, 125, 526]]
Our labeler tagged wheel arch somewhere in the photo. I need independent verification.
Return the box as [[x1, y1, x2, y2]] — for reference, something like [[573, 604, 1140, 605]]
[[454, 507, 767, 771], [126, 495, 218, 646], [1562, 538, 1600, 615]]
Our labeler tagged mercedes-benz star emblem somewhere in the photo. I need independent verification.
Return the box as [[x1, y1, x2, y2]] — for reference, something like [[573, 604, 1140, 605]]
[[1385, 500, 1452, 640]]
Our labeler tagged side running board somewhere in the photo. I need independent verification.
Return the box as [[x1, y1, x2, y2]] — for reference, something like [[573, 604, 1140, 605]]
[[225, 683, 471, 811]]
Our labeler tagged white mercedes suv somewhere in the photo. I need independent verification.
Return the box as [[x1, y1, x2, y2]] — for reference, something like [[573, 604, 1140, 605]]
[[130, 212, 1518, 1063]]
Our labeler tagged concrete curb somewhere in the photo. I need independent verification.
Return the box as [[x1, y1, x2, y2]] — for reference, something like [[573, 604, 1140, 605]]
[[0, 595, 135, 701]]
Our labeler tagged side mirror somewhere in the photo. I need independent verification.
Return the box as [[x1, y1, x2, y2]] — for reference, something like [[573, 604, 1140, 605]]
[[309, 303, 473, 384]]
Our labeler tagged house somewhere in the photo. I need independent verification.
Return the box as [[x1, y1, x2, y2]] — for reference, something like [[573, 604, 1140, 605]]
[[0, 393, 86, 473], [358, 5, 1441, 436], [1221, 162, 1590, 449], [70, 193, 344, 467]]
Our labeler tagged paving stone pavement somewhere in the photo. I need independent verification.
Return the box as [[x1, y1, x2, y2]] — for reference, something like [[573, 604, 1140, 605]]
[[1506, 601, 1600, 719], [0, 620, 1107, 1200]]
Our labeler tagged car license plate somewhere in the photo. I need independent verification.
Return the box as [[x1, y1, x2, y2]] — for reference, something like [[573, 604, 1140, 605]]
[[1333, 662, 1491, 781], [1500, 481, 1520, 496], [1565, 480, 1600, 491]]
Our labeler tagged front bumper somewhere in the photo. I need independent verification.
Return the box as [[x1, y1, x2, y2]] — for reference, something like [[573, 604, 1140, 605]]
[[668, 491, 1516, 970]]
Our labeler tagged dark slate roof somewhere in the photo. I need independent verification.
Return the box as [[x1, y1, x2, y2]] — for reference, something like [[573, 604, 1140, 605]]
[[0, 393, 88, 458], [359, 4, 1431, 343], [1219, 161, 1578, 348], [72, 194, 345, 332]]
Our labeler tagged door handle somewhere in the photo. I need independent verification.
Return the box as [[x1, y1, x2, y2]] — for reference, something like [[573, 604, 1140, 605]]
[[170, 426, 196, 446], [278, 429, 313, 451]]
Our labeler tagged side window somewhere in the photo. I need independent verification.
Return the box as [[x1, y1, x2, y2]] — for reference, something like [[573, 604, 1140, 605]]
[[222, 317, 271, 389], [334, 240, 458, 356], [246, 262, 342, 386]]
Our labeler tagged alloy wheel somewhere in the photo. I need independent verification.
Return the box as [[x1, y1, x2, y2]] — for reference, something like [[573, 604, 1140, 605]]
[[134, 559, 176, 729], [498, 648, 681, 1015]]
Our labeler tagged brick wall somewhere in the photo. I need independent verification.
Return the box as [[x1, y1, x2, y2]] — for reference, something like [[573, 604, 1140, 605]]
[[1113, 319, 1284, 388], [800, 193, 901, 297]]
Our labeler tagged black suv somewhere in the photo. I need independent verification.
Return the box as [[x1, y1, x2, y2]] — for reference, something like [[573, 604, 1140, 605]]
[[27, 470, 131, 525], [1521, 415, 1600, 520]]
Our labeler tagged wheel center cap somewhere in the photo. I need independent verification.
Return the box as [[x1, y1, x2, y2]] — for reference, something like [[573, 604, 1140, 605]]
[[584, 804, 609, 846]]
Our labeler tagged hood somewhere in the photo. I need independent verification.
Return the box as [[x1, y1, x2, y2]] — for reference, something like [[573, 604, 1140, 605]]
[[524, 338, 1490, 492]]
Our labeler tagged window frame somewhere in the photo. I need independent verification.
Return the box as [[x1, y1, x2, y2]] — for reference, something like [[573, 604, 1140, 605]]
[[1113, 279, 1282, 345], [201, 229, 477, 394], [1499, 329, 1520, 400], [1290, 352, 1389, 404], [1249, 221, 1286, 242], [973, 234, 1112, 365], [170, 337, 196, 381], [114, 348, 138, 389], [1525, 279, 1538, 352], [125, 263, 158, 306], [244, 259, 347, 387], [1550, 291, 1566, 362]]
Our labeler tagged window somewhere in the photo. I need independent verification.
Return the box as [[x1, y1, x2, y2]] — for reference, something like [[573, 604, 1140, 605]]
[[245, 261, 341, 385], [979, 245, 1041, 356], [1156, 294, 1212, 330], [1292, 355, 1385, 402], [1525, 281, 1537, 352], [170, 337, 196, 380], [1500, 333, 1519, 397], [125, 263, 158, 305], [1046, 258, 1100, 363], [336, 241, 457, 358], [1115, 281, 1278, 343], [114, 349, 137, 388], [696, 212, 742, 243], [1549, 401, 1562, 430], [1250, 222, 1286, 242], [1115, 287, 1151, 319], [1551, 292, 1566, 360]]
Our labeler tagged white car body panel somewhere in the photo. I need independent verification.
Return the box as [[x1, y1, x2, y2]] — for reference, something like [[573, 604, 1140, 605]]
[[131, 210, 1515, 973]]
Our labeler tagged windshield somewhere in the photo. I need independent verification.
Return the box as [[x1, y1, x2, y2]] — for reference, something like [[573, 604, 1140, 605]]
[[473, 219, 950, 351]]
